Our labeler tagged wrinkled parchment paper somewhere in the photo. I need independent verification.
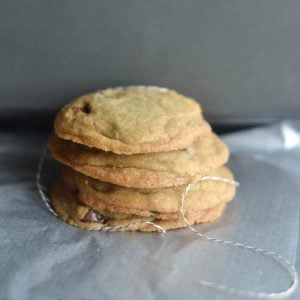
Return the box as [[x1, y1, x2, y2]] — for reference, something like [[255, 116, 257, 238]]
[[0, 121, 299, 300]]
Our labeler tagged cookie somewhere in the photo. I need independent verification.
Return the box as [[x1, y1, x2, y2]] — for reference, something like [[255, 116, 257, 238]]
[[48, 133, 229, 188], [51, 181, 226, 232], [54, 87, 211, 154], [62, 166, 236, 220]]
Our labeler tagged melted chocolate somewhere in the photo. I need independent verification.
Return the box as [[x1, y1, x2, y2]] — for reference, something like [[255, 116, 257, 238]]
[[81, 209, 108, 224]]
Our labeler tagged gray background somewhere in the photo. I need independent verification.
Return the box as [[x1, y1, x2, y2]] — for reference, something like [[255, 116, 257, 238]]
[[1, 0, 300, 122]]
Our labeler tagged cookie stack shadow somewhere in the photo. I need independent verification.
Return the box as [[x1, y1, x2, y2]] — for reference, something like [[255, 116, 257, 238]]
[[48, 87, 236, 232]]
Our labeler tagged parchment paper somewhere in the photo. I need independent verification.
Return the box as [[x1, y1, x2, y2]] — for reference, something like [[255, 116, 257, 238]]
[[0, 121, 299, 300]]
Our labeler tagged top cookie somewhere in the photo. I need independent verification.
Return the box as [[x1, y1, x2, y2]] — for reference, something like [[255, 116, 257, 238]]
[[54, 87, 211, 154]]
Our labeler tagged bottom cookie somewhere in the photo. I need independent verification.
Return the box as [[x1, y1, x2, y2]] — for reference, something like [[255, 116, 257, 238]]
[[51, 181, 226, 232]]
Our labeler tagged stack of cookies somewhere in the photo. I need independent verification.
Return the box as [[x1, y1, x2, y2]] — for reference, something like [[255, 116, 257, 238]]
[[48, 86, 236, 232]]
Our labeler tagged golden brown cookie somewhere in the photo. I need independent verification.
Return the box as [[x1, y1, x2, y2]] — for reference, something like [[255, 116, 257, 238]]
[[54, 87, 211, 154], [51, 181, 226, 232], [62, 166, 236, 220], [48, 133, 229, 188]]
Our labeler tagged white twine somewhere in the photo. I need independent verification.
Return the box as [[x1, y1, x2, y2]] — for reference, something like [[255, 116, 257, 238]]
[[96, 85, 169, 93], [36, 145, 58, 217], [36, 143, 298, 299], [36, 144, 166, 233], [179, 183, 298, 299]]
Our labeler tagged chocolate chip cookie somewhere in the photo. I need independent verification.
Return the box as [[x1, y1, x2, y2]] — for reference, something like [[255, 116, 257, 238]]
[[54, 87, 211, 154], [61, 166, 236, 220], [51, 181, 227, 232], [48, 133, 229, 188]]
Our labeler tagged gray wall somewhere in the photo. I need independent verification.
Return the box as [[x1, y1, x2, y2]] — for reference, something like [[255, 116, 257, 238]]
[[1, 0, 300, 122]]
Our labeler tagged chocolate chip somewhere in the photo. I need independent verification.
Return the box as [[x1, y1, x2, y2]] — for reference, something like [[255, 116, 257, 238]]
[[81, 103, 91, 114], [81, 209, 108, 224]]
